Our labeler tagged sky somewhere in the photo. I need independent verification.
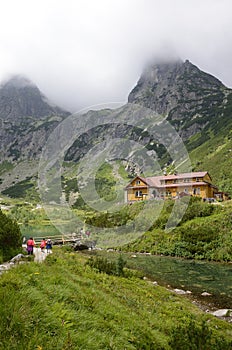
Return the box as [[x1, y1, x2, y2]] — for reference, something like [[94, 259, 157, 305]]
[[0, 0, 232, 112]]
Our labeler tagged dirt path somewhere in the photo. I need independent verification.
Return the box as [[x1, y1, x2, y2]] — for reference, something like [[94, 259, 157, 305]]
[[33, 247, 51, 262]]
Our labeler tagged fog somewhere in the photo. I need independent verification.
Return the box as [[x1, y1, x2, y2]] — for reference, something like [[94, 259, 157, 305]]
[[0, 0, 232, 112]]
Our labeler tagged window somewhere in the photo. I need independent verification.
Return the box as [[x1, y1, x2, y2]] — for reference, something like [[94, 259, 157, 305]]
[[135, 190, 143, 197], [136, 180, 141, 185], [193, 187, 200, 195]]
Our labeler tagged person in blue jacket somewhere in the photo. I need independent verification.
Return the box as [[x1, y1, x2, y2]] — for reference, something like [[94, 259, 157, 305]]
[[46, 239, 53, 253]]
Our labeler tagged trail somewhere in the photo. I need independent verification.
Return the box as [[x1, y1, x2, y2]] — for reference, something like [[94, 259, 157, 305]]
[[33, 247, 51, 262], [0, 248, 50, 277]]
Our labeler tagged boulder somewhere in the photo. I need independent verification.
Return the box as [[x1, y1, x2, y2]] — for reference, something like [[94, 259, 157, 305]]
[[212, 309, 232, 317], [10, 253, 25, 263], [173, 288, 188, 295], [201, 292, 212, 296]]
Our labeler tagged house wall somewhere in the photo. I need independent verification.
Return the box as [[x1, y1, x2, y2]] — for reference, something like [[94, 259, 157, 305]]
[[152, 184, 213, 199], [125, 174, 218, 203], [130, 178, 147, 187], [126, 188, 149, 201], [126, 177, 149, 202], [169, 185, 213, 199]]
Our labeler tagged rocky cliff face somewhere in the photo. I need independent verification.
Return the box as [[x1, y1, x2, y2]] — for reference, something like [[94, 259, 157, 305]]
[[128, 59, 232, 140], [0, 75, 66, 120], [0, 75, 70, 162]]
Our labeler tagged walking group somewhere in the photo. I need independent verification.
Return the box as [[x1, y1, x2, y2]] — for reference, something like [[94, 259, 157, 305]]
[[26, 237, 53, 255]]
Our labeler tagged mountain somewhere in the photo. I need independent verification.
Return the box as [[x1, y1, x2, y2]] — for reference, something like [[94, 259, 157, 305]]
[[0, 75, 67, 120], [1, 60, 232, 199], [128, 59, 231, 141], [128, 59, 232, 194], [0, 75, 70, 191], [0, 75, 69, 161]]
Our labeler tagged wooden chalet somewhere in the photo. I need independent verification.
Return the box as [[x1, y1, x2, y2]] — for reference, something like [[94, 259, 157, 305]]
[[124, 171, 221, 202]]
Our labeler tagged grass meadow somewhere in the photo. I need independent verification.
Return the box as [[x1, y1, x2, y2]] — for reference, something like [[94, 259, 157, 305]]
[[0, 248, 231, 349]]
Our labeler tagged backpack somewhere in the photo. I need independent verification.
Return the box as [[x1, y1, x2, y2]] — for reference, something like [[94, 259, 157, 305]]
[[46, 240, 52, 248]]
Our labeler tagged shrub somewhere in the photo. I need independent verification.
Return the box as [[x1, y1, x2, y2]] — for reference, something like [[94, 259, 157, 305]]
[[169, 316, 231, 350], [0, 210, 22, 261], [86, 255, 126, 276]]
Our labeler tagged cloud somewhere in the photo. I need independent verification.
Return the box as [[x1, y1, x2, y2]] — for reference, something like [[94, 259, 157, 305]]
[[0, 0, 232, 111]]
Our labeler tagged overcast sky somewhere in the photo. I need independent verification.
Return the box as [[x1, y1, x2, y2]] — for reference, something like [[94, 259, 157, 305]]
[[1, 0, 232, 112]]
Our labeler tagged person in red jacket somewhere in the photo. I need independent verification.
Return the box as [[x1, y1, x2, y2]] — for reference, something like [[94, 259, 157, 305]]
[[40, 238, 47, 252], [27, 237, 35, 255]]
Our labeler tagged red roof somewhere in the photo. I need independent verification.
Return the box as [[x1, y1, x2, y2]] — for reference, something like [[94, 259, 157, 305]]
[[126, 172, 211, 189]]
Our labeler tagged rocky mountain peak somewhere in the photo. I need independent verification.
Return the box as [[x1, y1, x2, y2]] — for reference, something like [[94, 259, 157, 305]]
[[1, 75, 35, 89], [128, 59, 225, 116], [0, 74, 70, 165], [0, 75, 69, 121]]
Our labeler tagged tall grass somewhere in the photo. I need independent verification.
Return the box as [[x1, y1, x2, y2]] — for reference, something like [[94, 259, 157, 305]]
[[0, 248, 231, 349]]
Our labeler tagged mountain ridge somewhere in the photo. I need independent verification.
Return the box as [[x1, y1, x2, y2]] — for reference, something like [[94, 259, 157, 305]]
[[129, 59, 231, 139], [0, 74, 69, 121], [1, 60, 232, 197]]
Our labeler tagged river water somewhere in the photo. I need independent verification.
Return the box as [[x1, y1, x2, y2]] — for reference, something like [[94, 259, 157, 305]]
[[99, 252, 232, 310]]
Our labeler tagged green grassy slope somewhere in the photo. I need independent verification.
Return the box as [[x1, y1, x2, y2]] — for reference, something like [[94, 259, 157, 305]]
[[190, 133, 232, 195], [188, 93, 232, 195], [0, 249, 231, 349], [120, 198, 232, 261]]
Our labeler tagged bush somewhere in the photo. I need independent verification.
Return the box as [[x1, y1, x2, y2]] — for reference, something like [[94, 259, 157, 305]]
[[86, 255, 126, 276], [181, 197, 216, 223], [0, 210, 22, 261], [169, 316, 231, 350]]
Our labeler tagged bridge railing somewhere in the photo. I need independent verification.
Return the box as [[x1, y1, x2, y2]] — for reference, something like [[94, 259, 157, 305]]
[[33, 233, 83, 245]]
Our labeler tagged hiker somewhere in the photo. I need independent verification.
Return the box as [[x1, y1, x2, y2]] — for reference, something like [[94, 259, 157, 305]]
[[40, 238, 47, 252], [46, 239, 53, 253], [27, 237, 35, 255]]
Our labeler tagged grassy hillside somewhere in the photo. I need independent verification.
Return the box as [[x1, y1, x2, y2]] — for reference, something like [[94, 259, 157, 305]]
[[3, 192, 232, 262], [187, 93, 232, 196], [190, 134, 232, 196], [0, 248, 231, 349], [120, 198, 232, 261]]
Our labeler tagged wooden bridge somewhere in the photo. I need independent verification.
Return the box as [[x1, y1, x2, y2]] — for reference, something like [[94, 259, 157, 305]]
[[33, 233, 96, 250]]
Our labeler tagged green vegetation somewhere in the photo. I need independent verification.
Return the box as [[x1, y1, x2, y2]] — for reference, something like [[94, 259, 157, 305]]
[[0, 160, 14, 175], [0, 249, 231, 349], [93, 250, 232, 307], [63, 161, 119, 209], [117, 160, 131, 180], [62, 177, 79, 199], [3, 193, 232, 262], [5, 203, 60, 240], [86, 254, 126, 276], [121, 198, 232, 261], [186, 93, 232, 196], [0, 209, 22, 262], [2, 177, 36, 198], [190, 134, 232, 196], [94, 162, 117, 201]]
